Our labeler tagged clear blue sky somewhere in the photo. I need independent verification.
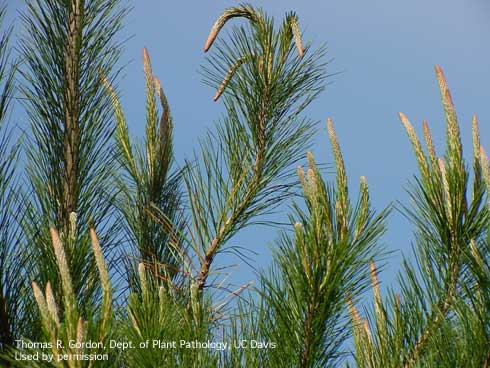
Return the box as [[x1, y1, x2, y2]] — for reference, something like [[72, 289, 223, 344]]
[[6, 1, 490, 296]]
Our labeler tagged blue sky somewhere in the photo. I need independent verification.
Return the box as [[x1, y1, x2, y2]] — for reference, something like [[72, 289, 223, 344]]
[[6, 1, 490, 296]]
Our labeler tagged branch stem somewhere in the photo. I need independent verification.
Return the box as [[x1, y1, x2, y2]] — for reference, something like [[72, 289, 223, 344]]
[[195, 84, 269, 291], [403, 255, 460, 367], [61, 0, 83, 232]]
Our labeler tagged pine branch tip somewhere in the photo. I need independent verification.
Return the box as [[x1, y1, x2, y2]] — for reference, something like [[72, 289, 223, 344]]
[[142, 47, 150, 64]]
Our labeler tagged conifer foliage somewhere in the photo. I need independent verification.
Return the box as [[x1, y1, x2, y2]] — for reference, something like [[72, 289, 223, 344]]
[[0, 1, 489, 368], [0, 3, 25, 353], [347, 67, 490, 368], [18, 0, 127, 337]]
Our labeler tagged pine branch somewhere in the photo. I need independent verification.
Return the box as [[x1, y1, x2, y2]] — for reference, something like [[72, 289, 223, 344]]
[[399, 66, 475, 367], [402, 289, 453, 367], [103, 48, 185, 290], [60, 0, 82, 233], [195, 98, 267, 291], [349, 66, 490, 368], [300, 293, 314, 368], [254, 120, 388, 367], [4, 226, 116, 367], [191, 4, 327, 293], [0, 3, 28, 357], [18, 0, 127, 340]]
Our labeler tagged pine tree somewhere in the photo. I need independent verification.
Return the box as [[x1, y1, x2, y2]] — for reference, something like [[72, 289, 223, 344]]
[[1, 2, 489, 368]]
